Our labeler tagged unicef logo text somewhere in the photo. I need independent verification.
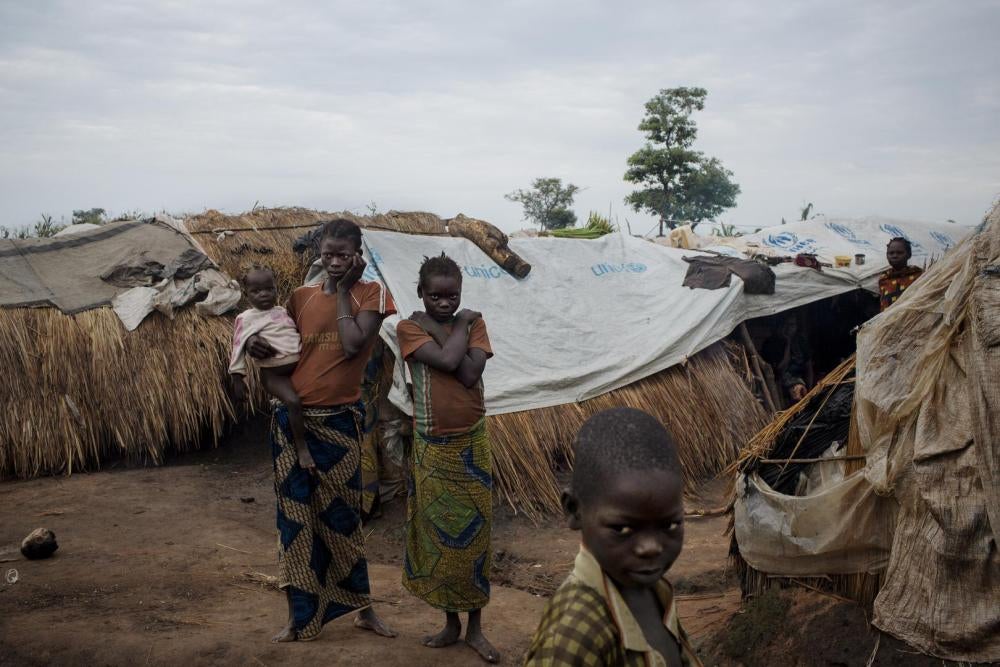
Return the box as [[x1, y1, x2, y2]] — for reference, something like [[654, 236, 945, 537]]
[[591, 262, 647, 277], [464, 265, 507, 280]]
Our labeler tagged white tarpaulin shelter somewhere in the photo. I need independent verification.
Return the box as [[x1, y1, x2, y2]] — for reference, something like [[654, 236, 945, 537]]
[[360, 218, 968, 416]]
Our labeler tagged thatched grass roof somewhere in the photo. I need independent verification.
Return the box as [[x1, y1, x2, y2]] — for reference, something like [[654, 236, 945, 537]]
[[2, 207, 767, 520], [0, 307, 232, 477], [188, 208, 767, 516], [186, 207, 448, 301]]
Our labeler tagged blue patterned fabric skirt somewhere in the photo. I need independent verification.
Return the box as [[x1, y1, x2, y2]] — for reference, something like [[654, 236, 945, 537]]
[[271, 403, 371, 640]]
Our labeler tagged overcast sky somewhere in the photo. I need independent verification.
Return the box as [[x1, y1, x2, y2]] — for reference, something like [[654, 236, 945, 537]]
[[1, 1, 998, 234]]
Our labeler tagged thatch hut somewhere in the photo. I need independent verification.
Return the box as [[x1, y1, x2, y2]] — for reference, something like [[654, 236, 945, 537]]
[[2, 207, 767, 520], [186, 208, 769, 515], [729, 202, 1000, 662], [0, 218, 235, 477]]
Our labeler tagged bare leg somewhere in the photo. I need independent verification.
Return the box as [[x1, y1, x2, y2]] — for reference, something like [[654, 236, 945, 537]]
[[422, 611, 462, 648], [271, 590, 296, 642], [354, 606, 397, 638], [465, 610, 499, 663], [262, 370, 307, 452]]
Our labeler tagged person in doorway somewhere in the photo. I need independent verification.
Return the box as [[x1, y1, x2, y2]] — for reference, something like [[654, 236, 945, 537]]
[[761, 317, 810, 403], [524, 408, 702, 666], [397, 252, 499, 663], [878, 237, 923, 312], [246, 218, 397, 643]]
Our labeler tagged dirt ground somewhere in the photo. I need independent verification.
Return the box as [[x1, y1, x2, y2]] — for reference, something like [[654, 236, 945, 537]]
[[0, 424, 945, 666]]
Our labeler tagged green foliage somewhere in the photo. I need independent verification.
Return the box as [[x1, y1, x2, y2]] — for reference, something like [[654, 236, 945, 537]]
[[623, 87, 740, 231], [586, 211, 611, 228], [72, 208, 106, 226], [545, 208, 577, 230], [1, 208, 112, 240], [505, 177, 580, 230], [711, 222, 741, 237], [111, 210, 143, 222], [549, 211, 616, 239], [1, 214, 66, 239], [33, 214, 65, 238]]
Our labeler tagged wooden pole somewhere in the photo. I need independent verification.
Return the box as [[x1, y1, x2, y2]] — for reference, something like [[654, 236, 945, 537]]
[[758, 455, 866, 465], [739, 323, 777, 413]]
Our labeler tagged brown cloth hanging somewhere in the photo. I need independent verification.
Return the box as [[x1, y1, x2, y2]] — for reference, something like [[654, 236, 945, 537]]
[[682, 255, 775, 294]]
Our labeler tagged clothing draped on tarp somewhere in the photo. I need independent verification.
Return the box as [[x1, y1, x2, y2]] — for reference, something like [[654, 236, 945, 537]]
[[682, 256, 775, 294], [0, 216, 240, 329]]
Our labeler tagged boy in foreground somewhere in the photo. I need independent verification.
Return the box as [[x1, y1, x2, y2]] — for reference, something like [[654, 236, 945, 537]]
[[524, 408, 702, 666]]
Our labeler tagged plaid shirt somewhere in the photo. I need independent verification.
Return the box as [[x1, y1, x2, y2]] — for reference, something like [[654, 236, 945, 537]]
[[524, 547, 702, 667]]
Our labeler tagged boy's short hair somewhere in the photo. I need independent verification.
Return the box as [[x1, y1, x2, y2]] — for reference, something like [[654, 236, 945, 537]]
[[319, 217, 363, 250], [887, 236, 912, 255], [241, 265, 275, 285], [419, 252, 462, 288], [571, 408, 682, 506]]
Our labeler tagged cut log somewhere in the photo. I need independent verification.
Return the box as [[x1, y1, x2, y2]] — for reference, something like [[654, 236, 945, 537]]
[[447, 214, 532, 279]]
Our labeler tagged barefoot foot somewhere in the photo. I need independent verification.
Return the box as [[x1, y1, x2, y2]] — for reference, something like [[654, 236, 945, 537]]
[[465, 629, 500, 663], [271, 622, 296, 643], [422, 622, 462, 648], [354, 610, 397, 638]]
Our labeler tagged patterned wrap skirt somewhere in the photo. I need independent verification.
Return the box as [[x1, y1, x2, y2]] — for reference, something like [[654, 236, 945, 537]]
[[271, 402, 371, 640], [402, 419, 493, 612]]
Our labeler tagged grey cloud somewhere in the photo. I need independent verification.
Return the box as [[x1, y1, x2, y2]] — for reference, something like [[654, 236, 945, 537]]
[[0, 0, 998, 231]]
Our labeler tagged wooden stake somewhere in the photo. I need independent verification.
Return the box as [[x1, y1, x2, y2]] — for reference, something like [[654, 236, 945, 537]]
[[739, 323, 777, 413], [758, 455, 866, 465]]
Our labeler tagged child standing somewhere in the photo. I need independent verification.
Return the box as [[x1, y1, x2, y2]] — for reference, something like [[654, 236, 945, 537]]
[[397, 253, 498, 664], [524, 408, 702, 667], [878, 237, 923, 312], [229, 267, 314, 474]]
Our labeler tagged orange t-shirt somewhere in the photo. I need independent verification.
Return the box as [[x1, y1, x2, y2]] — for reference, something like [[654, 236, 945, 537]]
[[397, 317, 493, 436], [287, 281, 396, 407]]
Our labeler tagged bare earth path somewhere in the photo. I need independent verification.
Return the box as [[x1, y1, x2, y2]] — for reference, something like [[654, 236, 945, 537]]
[[0, 428, 738, 666]]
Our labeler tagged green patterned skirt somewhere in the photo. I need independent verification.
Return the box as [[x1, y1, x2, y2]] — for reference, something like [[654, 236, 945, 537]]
[[402, 419, 493, 612]]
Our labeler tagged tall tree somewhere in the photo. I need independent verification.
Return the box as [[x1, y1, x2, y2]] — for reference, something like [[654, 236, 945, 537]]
[[624, 87, 740, 234], [505, 178, 580, 230]]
